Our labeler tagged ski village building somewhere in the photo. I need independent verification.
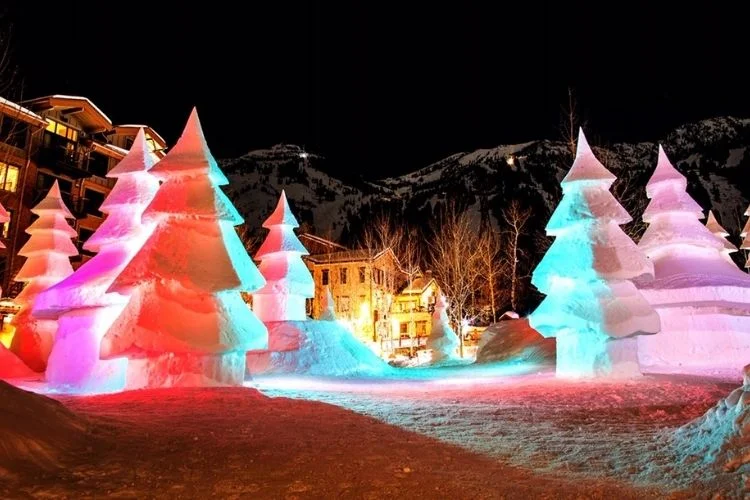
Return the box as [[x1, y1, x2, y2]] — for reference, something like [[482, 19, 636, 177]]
[[0, 95, 167, 306], [299, 233, 441, 355]]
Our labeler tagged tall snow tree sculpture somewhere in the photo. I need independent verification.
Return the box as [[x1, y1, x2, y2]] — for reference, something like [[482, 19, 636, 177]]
[[426, 293, 460, 363], [100, 109, 268, 388], [10, 181, 77, 372], [318, 286, 336, 321], [705, 210, 738, 264], [34, 129, 159, 392], [529, 129, 660, 378], [252, 190, 314, 322], [637, 146, 750, 376], [742, 205, 750, 270]]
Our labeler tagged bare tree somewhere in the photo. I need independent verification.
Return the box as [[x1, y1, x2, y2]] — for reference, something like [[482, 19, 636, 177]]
[[501, 200, 532, 312], [396, 225, 421, 355], [429, 203, 482, 357], [360, 212, 403, 342], [559, 87, 587, 157], [476, 229, 504, 322]]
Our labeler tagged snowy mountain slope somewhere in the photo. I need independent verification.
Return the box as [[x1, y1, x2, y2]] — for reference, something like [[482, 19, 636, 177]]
[[220, 118, 750, 245]]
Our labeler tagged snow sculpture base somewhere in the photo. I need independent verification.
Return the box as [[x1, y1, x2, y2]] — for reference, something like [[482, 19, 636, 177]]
[[0, 345, 37, 380], [638, 306, 750, 378], [126, 351, 247, 389], [252, 294, 308, 322], [46, 307, 128, 394], [475, 319, 556, 366], [246, 320, 390, 377], [556, 329, 640, 378], [10, 312, 57, 372]]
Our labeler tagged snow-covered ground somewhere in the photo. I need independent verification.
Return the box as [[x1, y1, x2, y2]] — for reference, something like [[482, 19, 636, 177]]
[[2, 364, 743, 497]]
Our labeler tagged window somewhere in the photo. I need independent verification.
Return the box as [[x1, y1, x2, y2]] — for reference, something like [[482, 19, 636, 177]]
[[322, 269, 329, 286], [373, 268, 382, 285], [146, 136, 159, 152], [0, 162, 19, 192], [416, 321, 428, 336], [358, 266, 365, 283], [83, 189, 106, 218], [78, 227, 95, 253], [340, 267, 348, 284], [45, 118, 78, 141], [125, 137, 134, 149], [400, 323, 408, 335], [337, 296, 351, 313], [1, 210, 11, 238], [87, 152, 109, 177]]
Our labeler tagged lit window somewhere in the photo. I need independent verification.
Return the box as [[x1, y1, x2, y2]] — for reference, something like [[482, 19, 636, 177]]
[[45, 118, 79, 141], [358, 267, 365, 283], [1, 210, 11, 238], [0, 162, 19, 192], [322, 269, 329, 286], [340, 267, 348, 284], [146, 137, 158, 152]]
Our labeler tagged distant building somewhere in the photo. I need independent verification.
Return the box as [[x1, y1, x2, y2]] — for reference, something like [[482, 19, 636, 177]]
[[0, 94, 167, 294], [300, 233, 440, 355]]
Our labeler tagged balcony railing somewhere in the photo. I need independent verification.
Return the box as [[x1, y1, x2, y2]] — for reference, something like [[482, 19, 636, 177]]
[[37, 142, 91, 179]]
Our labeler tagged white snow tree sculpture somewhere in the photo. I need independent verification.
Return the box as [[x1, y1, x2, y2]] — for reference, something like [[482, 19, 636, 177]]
[[36, 129, 159, 392], [252, 190, 314, 322], [705, 210, 738, 264], [100, 109, 268, 388], [637, 146, 750, 375], [10, 181, 77, 372], [529, 129, 660, 378], [318, 286, 336, 321], [426, 293, 460, 363]]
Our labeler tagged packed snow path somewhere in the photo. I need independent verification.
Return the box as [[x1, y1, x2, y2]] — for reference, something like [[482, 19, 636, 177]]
[[2, 368, 739, 497]]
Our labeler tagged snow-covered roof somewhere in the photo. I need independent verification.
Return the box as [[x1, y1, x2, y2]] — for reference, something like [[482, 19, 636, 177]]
[[22, 95, 113, 131], [0, 96, 47, 127], [115, 124, 167, 146], [304, 247, 397, 265], [400, 275, 436, 295], [47, 95, 112, 124]]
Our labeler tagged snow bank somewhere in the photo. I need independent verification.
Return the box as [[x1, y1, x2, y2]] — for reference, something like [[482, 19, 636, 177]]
[[673, 364, 750, 482], [247, 320, 392, 377], [0, 381, 89, 477], [475, 318, 555, 366]]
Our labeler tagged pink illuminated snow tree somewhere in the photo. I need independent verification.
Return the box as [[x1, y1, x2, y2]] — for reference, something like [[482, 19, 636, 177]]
[[705, 210, 738, 264], [34, 128, 159, 392], [742, 205, 750, 270], [0, 202, 9, 298], [100, 109, 268, 388], [636, 146, 750, 376], [252, 190, 314, 322], [529, 129, 660, 378], [10, 181, 77, 372]]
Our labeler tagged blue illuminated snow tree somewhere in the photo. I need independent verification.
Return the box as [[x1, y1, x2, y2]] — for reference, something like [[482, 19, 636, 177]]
[[529, 129, 660, 378]]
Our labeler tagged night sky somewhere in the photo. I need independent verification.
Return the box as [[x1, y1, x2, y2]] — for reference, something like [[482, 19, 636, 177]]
[[5, 2, 750, 180]]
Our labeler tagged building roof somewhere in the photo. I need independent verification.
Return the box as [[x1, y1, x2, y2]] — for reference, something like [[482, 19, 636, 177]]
[[304, 247, 396, 265], [400, 275, 437, 295], [299, 233, 348, 252], [23, 95, 113, 132], [114, 124, 168, 148], [0, 96, 47, 127], [91, 141, 128, 160]]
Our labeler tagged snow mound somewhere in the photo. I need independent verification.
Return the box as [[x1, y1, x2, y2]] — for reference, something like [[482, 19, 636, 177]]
[[0, 346, 37, 380], [247, 320, 392, 377], [475, 319, 556, 365], [673, 364, 750, 483], [0, 381, 89, 477]]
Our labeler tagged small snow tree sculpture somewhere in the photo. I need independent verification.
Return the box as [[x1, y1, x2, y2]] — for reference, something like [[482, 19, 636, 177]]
[[742, 205, 750, 270], [10, 181, 77, 371], [426, 293, 460, 363], [705, 210, 738, 264], [36, 129, 159, 392], [252, 190, 314, 322], [100, 108, 268, 388], [529, 129, 660, 378], [318, 286, 336, 321]]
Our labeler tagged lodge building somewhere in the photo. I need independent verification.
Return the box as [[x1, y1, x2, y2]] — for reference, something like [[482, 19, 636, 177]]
[[0, 94, 167, 295]]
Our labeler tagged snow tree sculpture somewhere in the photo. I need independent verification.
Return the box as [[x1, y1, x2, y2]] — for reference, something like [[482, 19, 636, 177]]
[[35, 129, 159, 392], [529, 128, 660, 378], [637, 146, 750, 376], [10, 181, 77, 372], [426, 293, 460, 363], [318, 286, 336, 321], [705, 210, 738, 264], [100, 108, 268, 388], [252, 191, 314, 322], [742, 205, 750, 270], [0, 202, 8, 292]]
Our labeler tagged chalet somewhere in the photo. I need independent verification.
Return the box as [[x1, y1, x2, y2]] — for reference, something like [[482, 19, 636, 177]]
[[0, 94, 166, 293]]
